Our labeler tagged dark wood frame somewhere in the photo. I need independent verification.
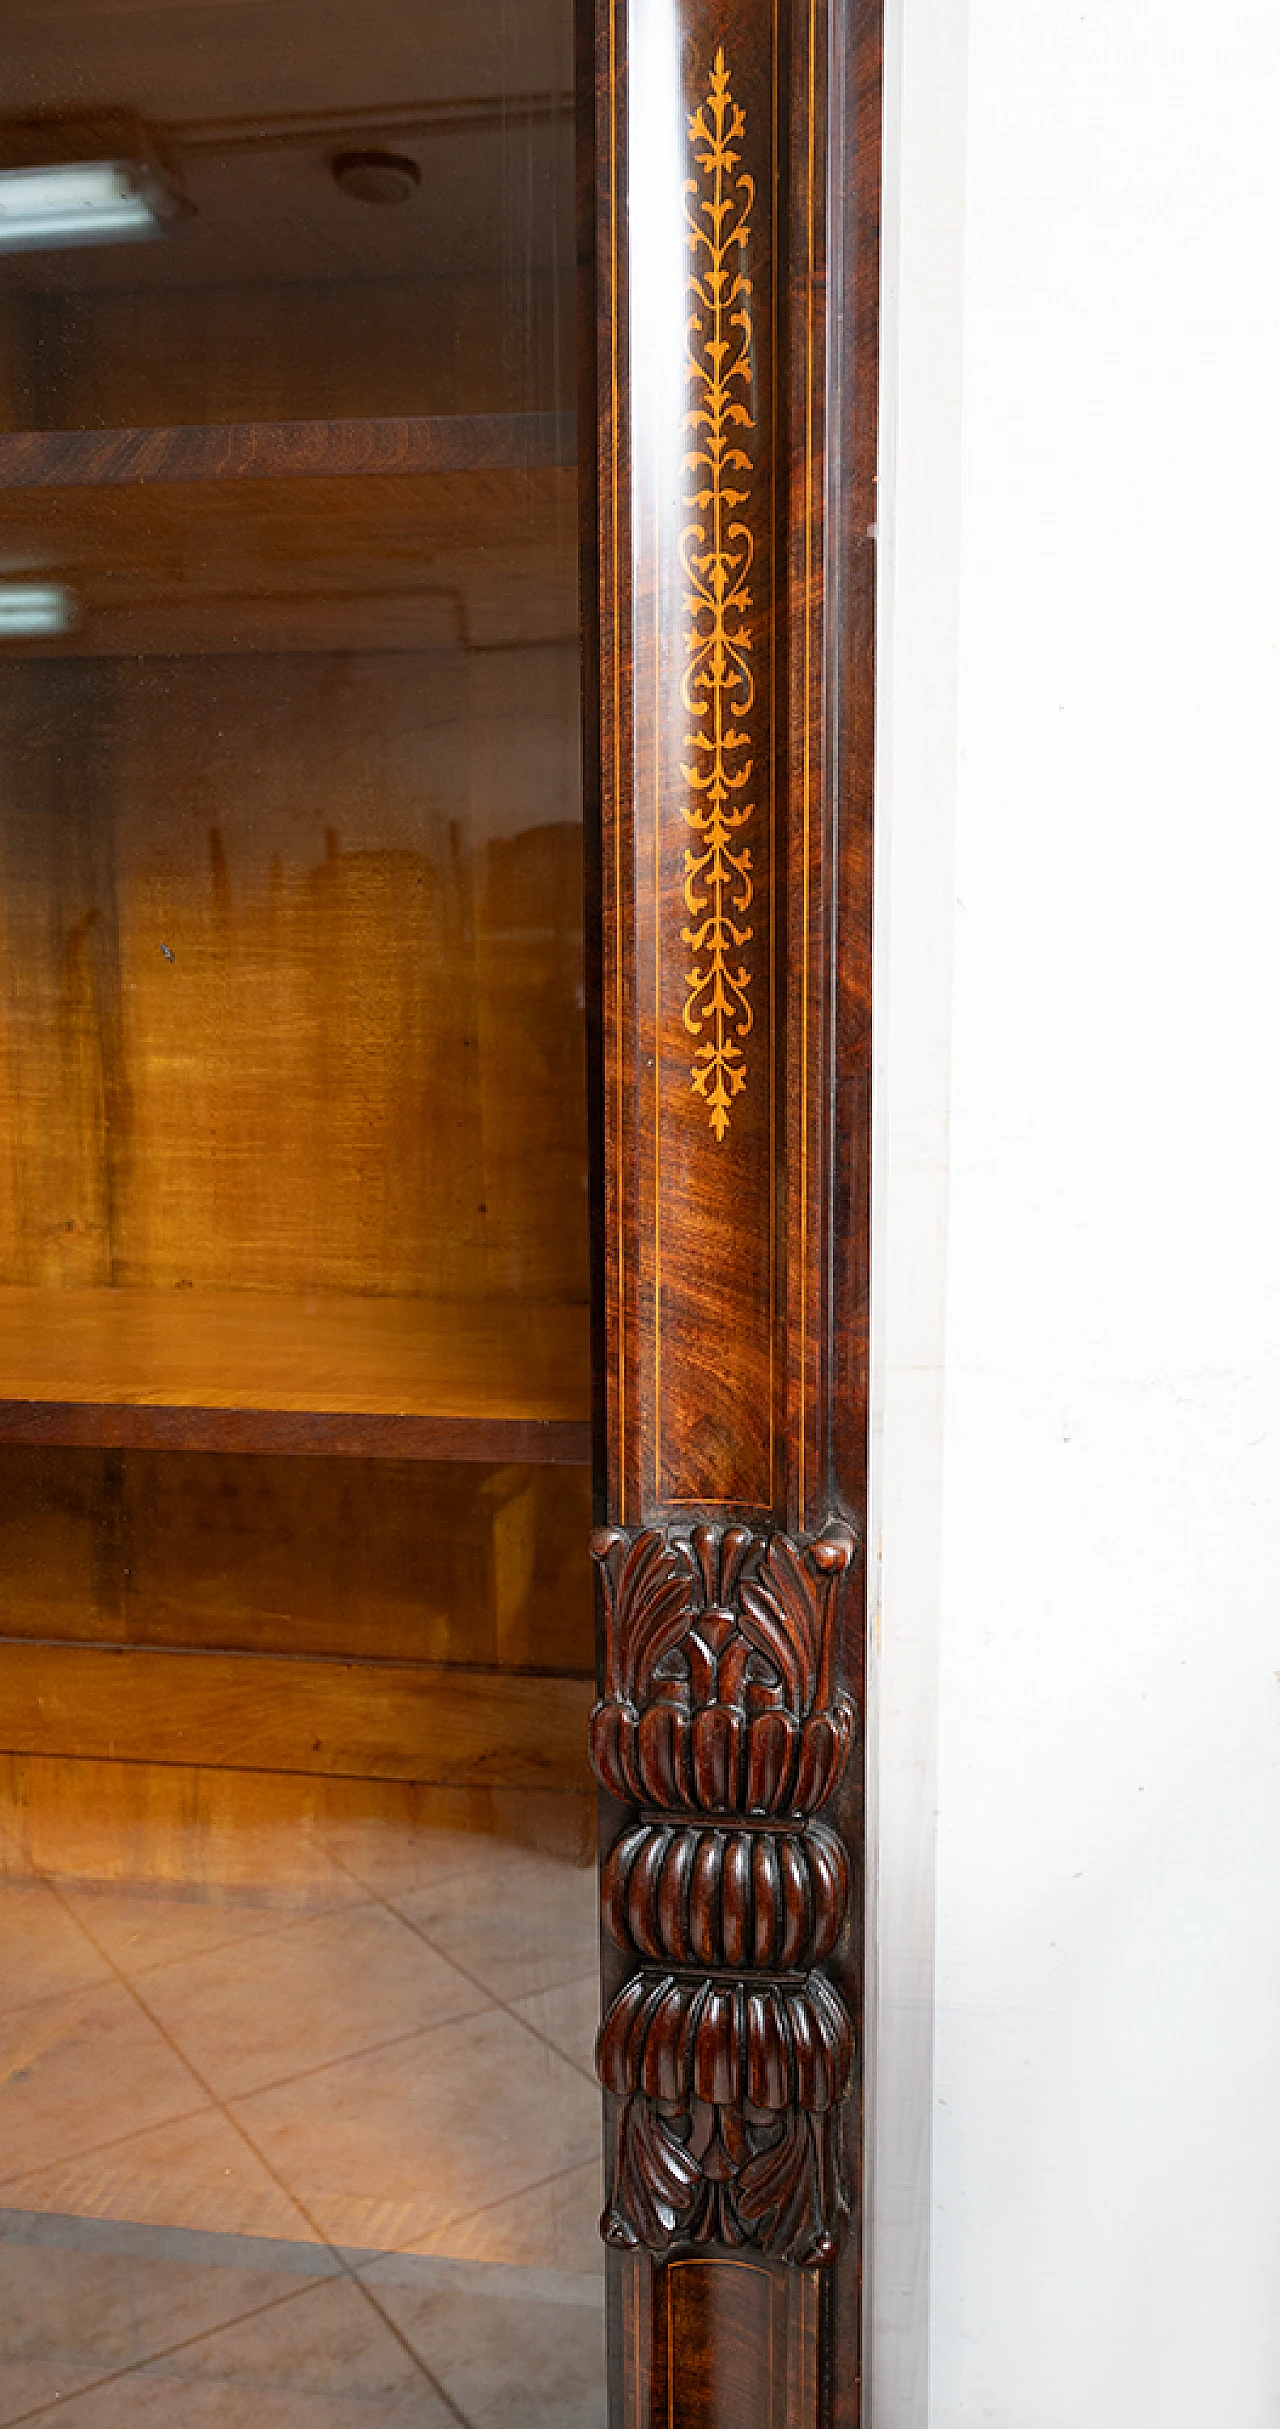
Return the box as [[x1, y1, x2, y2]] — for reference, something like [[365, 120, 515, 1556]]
[[579, 0, 881, 2419]]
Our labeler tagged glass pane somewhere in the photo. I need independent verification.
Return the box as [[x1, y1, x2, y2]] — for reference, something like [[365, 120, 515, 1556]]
[[0, 5, 599, 2424]]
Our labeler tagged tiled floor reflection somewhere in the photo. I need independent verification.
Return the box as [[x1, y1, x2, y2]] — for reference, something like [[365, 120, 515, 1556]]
[[0, 1761, 605, 2427]]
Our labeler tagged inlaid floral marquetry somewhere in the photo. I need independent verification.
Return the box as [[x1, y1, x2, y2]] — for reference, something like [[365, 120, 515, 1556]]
[[679, 48, 757, 1141]]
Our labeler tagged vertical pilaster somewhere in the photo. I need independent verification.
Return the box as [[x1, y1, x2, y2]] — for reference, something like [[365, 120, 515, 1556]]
[[582, 0, 881, 2417]]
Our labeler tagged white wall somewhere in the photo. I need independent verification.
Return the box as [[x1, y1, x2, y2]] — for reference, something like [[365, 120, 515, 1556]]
[[865, 0, 967, 2416], [873, 2, 1280, 2423]]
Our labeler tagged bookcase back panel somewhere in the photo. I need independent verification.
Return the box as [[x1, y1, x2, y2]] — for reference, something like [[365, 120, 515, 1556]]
[[0, 652, 587, 1307]]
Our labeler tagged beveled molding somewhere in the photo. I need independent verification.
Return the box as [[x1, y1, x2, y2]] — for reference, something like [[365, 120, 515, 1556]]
[[590, 1519, 859, 2266]]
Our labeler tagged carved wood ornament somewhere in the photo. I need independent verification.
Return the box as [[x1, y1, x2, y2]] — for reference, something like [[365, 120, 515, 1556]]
[[582, 0, 880, 2414], [591, 1519, 858, 2264]]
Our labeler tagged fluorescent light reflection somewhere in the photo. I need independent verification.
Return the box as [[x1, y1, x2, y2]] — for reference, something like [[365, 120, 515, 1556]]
[[0, 161, 163, 252], [0, 586, 75, 638], [628, 0, 689, 500]]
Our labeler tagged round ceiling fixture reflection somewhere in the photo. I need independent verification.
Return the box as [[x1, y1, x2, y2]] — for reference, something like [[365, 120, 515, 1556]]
[[331, 150, 421, 207]]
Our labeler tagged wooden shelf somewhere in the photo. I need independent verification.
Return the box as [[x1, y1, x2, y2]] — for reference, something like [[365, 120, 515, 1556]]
[[0, 412, 576, 490], [0, 1287, 590, 1464], [0, 1642, 594, 1789], [0, 412, 578, 655]]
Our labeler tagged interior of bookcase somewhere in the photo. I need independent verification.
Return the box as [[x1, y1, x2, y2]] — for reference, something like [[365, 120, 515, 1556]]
[[0, 113, 592, 1783]]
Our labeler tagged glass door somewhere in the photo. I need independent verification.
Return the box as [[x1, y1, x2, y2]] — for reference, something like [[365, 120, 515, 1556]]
[[0, 4, 600, 2423]]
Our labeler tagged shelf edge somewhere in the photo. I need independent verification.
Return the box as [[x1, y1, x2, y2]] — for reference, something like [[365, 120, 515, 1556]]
[[0, 1401, 591, 1465], [0, 411, 578, 490]]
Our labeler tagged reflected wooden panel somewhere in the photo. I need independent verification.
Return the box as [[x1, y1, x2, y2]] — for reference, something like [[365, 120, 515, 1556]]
[[0, 2, 574, 141], [0, 0, 600, 2417], [0, 463, 573, 574], [0, 413, 575, 488], [0, 1287, 590, 1458], [0, 680, 586, 1303], [0, 267, 575, 432], [0, 1450, 593, 1667], [0, 444, 578, 655], [0, 1639, 594, 1786], [0, 1755, 596, 1890]]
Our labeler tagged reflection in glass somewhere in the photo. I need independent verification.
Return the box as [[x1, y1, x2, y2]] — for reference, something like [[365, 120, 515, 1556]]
[[0, 4, 599, 2422]]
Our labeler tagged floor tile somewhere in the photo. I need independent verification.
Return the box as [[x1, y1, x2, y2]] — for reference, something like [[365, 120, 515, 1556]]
[[395, 1846, 599, 2003], [136, 1903, 490, 2099], [0, 1758, 606, 2426], [406, 2160, 605, 2277], [134, 2274, 434, 2399], [0, 2107, 319, 2243], [0, 2357, 103, 2422], [318, 1787, 595, 1901], [0, 2235, 329, 2373], [318, 1817, 507, 1904], [371, 2275, 606, 2429], [5, 2373, 457, 2426], [0, 1982, 208, 2183], [0, 1879, 113, 2020], [359, 2249, 602, 2307], [56, 1879, 364, 1982], [15, 2276, 460, 2425], [233, 2006, 599, 2255], [509, 1971, 599, 2077]]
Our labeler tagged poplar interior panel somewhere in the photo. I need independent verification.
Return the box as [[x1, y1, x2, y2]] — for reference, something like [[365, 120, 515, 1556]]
[[0, 276, 574, 428], [0, 1752, 595, 1891], [0, 414, 575, 486], [0, 657, 586, 1302], [0, 1638, 595, 1788], [0, 1288, 589, 1444], [0, 0, 590, 1816], [0, 456, 577, 655], [0, 1449, 592, 1667]]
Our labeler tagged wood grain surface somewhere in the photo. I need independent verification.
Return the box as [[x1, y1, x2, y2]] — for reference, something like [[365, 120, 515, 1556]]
[[0, 669, 587, 1302], [0, 413, 576, 489], [0, 1638, 595, 1788], [0, 1749, 596, 1892], [659, 2260, 791, 2429], [0, 1447, 593, 1668], [582, 0, 882, 2418], [0, 1286, 589, 1447], [0, 261, 575, 432], [0, 1283, 588, 1417], [0, 468, 577, 655]]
